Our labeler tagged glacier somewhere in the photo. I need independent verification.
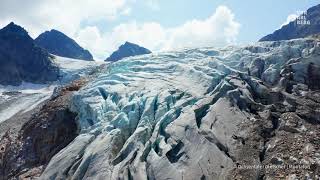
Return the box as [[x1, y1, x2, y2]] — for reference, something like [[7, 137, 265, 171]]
[[41, 38, 320, 179]]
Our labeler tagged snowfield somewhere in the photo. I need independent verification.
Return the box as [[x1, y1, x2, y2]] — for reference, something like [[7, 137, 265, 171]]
[[52, 56, 105, 83], [0, 83, 54, 123], [41, 39, 320, 179], [0, 56, 103, 124]]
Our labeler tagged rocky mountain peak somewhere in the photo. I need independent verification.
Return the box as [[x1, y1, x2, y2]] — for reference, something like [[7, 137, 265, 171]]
[[0, 22, 32, 41], [260, 4, 320, 41], [35, 29, 94, 61], [106, 41, 152, 62], [0, 22, 59, 85]]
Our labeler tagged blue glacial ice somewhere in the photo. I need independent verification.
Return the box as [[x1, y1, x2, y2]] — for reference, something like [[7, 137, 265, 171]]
[[41, 38, 320, 180]]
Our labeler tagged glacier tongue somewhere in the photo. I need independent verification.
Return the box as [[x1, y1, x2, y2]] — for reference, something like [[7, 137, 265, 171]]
[[42, 39, 320, 179]]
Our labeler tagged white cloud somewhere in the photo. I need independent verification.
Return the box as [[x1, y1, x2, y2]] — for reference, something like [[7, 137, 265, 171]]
[[107, 22, 167, 53], [280, 11, 303, 28], [0, 0, 130, 38], [0, 2, 240, 61], [76, 5, 240, 60], [164, 6, 240, 50], [76, 26, 107, 60]]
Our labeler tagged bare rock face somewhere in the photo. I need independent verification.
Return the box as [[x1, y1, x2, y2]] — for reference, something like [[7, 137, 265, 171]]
[[35, 29, 94, 61], [259, 4, 320, 41], [0, 22, 59, 85], [105, 42, 152, 62], [307, 62, 320, 90], [0, 79, 88, 179]]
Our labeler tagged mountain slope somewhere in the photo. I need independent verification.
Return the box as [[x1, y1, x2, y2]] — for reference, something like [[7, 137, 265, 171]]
[[36, 38, 320, 179], [0, 56, 104, 179], [260, 4, 320, 41], [0, 55, 102, 134], [106, 41, 151, 61], [0, 22, 59, 85], [35, 29, 93, 61]]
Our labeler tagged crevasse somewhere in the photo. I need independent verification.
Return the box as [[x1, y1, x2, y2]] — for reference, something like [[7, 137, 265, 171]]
[[41, 39, 320, 180]]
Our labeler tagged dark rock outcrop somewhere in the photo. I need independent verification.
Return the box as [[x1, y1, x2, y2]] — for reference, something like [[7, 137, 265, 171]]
[[106, 41, 151, 62], [260, 4, 320, 41], [35, 29, 93, 61], [0, 79, 88, 179], [0, 22, 59, 85]]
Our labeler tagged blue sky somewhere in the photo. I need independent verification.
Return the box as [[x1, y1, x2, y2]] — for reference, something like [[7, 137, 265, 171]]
[[91, 0, 319, 43], [0, 0, 319, 60]]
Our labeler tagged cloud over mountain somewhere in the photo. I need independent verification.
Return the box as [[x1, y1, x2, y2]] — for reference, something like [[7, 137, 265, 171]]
[[0, 0, 130, 38], [77, 6, 240, 60], [0, 2, 240, 60]]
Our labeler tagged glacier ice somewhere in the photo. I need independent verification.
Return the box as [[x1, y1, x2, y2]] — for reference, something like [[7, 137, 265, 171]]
[[41, 39, 320, 179]]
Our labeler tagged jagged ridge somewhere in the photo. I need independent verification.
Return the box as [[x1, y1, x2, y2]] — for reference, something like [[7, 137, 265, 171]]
[[0, 22, 59, 85], [106, 42, 151, 62], [35, 29, 93, 61], [259, 4, 320, 41]]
